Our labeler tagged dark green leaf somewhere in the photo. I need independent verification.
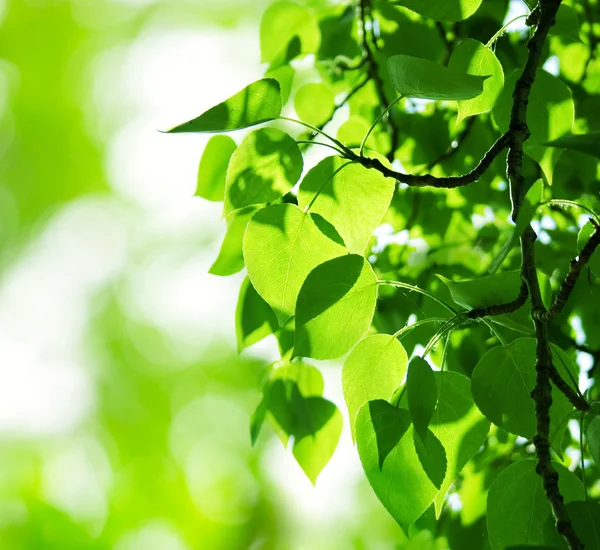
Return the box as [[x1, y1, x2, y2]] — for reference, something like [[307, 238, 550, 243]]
[[388, 54, 488, 100], [407, 356, 437, 442], [487, 460, 584, 550], [224, 128, 303, 213], [586, 415, 600, 470], [550, 4, 581, 42], [295, 255, 378, 360], [196, 135, 236, 201], [547, 131, 600, 160], [167, 79, 282, 133], [369, 400, 412, 468], [413, 430, 447, 489]]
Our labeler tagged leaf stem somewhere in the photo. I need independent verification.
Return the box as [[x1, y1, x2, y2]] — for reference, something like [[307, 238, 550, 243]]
[[378, 280, 458, 314], [392, 317, 449, 339], [295, 140, 346, 155], [279, 116, 353, 156], [486, 14, 529, 48], [360, 95, 403, 157], [542, 199, 600, 224]]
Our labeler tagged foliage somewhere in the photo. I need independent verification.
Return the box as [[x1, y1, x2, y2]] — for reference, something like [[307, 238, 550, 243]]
[[169, 0, 600, 548]]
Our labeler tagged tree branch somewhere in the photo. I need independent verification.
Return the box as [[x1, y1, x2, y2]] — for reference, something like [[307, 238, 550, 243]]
[[467, 280, 529, 319], [507, 1, 584, 547], [343, 133, 509, 188], [535, 219, 600, 321]]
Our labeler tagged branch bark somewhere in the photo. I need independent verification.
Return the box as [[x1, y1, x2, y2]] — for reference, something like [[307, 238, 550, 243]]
[[506, 1, 583, 547]]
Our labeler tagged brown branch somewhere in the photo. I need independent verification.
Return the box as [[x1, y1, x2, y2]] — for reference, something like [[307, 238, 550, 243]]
[[507, 1, 584, 548], [467, 280, 529, 319], [343, 133, 509, 188], [536, 220, 600, 321], [548, 365, 590, 412]]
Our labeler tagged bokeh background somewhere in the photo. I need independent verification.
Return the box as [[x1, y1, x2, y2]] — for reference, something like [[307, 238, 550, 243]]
[[0, 1, 422, 548]]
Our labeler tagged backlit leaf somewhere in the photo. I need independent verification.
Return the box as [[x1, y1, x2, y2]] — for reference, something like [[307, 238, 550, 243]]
[[260, 1, 320, 66], [407, 356, 437, 442], [294, 83, 335, 127], [342, 334, 408, 439], [388, 54, 488, 100], [224, 128, 303, 213], [295, 255, 378, 360], [243, 203, 346, 324], [550, 4, 581, 42], [210, 207, 258, 276], [547, 131, 600, 160], [392, 0, 483, 22], [167, 79, 282, 133], [298, 155, 395, 253], [448, 38, 504, 123], [196, 135, 236, 201], [356, 400, 440, 533]]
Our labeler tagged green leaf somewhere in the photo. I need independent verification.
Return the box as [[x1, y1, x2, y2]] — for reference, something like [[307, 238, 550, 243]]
[[586, 415, 600, 470], [392, 0, 483, 22], [368, 400, 412, 469], [551, 501, 600, 549], [439, 270, 532, 333], [471, 338, 575, 444], [295, 255, 378, 360], [265, 64, 295, 103], [342, 334, 408, 439], [243, 203, 346, 325], [196, 135, 237, 201], [494, 70, 574, 183], [448, 38, 504, 123], [294, 83, 335, 127], [298, 155, 395, 253], [167, 78, 282, 133], [413, 431, 447, 490], [263, 378, 342, 484], [235, 276, 279, 352], [550, 4, 581, 42], [292, 398, 343, 485], [356, 400, 440, 533], [487, 460, 585, 550], [270, 361, 324, 397], [210, 207, 258, 276], [431, 372, 489, 516], [387, 54, 488, 100], [578, 220, 600, 276], [407, 356, 437, 442], [260, 1, 320, 66], [547, 131, 600, 160], [224, 128, 303, 214]]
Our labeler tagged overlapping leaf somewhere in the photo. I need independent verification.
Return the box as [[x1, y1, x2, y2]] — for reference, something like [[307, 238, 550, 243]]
[[196, 135, 236, 201], [392, 0, 483, 22]]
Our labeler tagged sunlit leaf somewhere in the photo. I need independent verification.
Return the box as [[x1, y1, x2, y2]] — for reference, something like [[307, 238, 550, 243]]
[[388, 54, 488, 100], [167, 78, 282, 133], [342, 334, 408, 439], [243, 203, 346, 324], [487, 460, 584, 550], [224, 128, 303, 213], [298, 155, 395, 253], [448, 38, 504, 123], [236, 276, 279, 352], [407, 356, 437, 442], [260, 1, 320, 66], [294, 83, 335, 127], [295, 255, 378, 360], [210, 206, 258, 276], [550, 4, 581, 42], [356, 400, 440, 533], [392, 0, 483, 22], [196, 135, 237, 201]]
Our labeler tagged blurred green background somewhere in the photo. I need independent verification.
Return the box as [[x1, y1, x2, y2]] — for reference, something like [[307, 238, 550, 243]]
[[0, 1, 414, 548]]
